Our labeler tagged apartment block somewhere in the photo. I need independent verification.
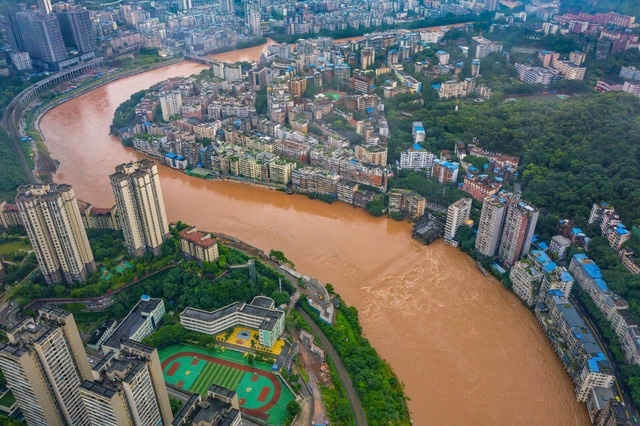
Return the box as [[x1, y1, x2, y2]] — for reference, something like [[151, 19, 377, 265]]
[[110, 160, 170, 257], [497, 199, 539, 267], [510, 261, 543, 306], [77, 201, 119, 230], [399, 145, 434, 172], [548, 235, 571, 259], [538, 50, 559, 68], [16, 184, 95, 285], [0, 307, 93, 426], [539, 266, 574, 298], [432, 159, 459, 184], [438, 78, 475, 99], [461, 175, 501, 202], [179, 226, 220, 263], [553, 60, 586, 80], [355, 144, 388, 166], [159, 91, 183, 121], [80, 339, 172, 426], [588, 202, 615, 225], [471, 36, 503, 58], [388, 189, 426, 219], [412, 122, 425, 143], [0, 201, 22, 228], [444, 198, 472, 240], [171, 386, 242, 426], [475, 195, 507, 257]]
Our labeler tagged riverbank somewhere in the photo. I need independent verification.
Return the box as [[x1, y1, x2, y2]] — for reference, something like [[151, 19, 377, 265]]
[[38, 50, 590, 426]]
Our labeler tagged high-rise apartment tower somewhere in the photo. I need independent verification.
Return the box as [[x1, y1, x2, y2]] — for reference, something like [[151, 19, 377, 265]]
[[110, 160, 170, 257], [16, 184, 96, 285]]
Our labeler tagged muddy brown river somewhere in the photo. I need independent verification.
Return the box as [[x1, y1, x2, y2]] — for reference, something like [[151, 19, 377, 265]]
[[38, 46, 589, 425]]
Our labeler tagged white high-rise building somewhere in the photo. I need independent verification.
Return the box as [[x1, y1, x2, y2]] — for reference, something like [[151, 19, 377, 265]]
[[178, 0, 193, 9], [445, 198, 472, 240], [221, 0, 234, 13], [110, 160, 170, 257], [159, 91, 183, 121], [0, 307, 93, 426], [16, 184, 96, 285], [245, 2, 262, 37], [498, 199, 539, 267], [398, 145, 434, 172], [475, 194, 507, 257]]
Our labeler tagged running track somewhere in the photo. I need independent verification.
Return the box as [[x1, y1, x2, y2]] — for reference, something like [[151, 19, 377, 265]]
[[161, 351, 282, 418]]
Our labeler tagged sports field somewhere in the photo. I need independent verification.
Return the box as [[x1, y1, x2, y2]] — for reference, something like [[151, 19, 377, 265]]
[[159, 344, 295, 425]]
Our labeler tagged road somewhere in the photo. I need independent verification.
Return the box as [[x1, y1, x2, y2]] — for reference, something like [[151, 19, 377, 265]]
[[296, 307, 368, 426], [3, 93, 37, 185], [571, 296, 640, 424]]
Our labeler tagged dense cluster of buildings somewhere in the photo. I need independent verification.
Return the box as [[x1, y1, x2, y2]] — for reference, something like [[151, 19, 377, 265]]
[[475, 191, 538, 267], [0, 306, 173, 426], [589, 202, 640, 275], [5, 159, 171, 286]]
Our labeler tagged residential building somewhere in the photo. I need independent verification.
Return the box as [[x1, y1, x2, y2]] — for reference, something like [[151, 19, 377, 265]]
[[497, 198, 539, 267], [510, 261, 543, 306], [462, 174, 501, 201], [181, 296, 285, 348], [471, 36, 503, 58], [0, 201, 22, 228], [337, 180, 359, 205], [159, 91, 183, 121], [432, 159, 459, 184], [361, 46, 375, 69], [412, 122, 425, 143], [15, 11, 67, 71], [78, 201, 119, 230], [589, 202, 615, 225], [245, 2, 262, 37], [538, 50, 559, 68], [16, 184, 95, 285], [100, 296, 165, 354], [0, 307, 93, 426], [620, 65, 640, 81], [515, 63, 558, 86], [553, 60, 586, 80], [110, 160, 170, 257], [444, 198, 472, 240], [471, 59, 480, 77], [570, 50, 586, 66], [58, 8, 96, 54], [80, 339, 173, 426], [388, 189, 426, 219], [549, 235, 571, 259], [438, 78, 475, 99], [436, 50, 449, 65], [475, 194, 507, 257], [623, 81, 640, 97], [540, 266, 574, 298], [171, 386, 242, 426], [355, 144, 387, 166], [179, 226, 220, 262]]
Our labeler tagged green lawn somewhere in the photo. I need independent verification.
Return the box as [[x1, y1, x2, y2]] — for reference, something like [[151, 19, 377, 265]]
[[0, 240, 27, 255], [190, 362, 244, 395]]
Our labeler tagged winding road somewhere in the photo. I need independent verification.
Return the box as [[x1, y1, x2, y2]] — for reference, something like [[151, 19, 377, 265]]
[[296, 307, 368, 426]]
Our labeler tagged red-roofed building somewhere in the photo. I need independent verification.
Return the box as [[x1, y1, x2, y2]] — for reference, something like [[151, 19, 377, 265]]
[[179, 227, 219, 263]]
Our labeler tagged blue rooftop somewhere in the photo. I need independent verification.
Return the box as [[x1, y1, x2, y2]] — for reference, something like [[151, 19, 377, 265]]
[[412, 143, 424, 150], [560, 271, 574, 282]]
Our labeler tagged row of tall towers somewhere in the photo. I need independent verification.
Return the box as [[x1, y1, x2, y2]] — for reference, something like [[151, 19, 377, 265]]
[[16, 160, 169, 285], [0, 306, 172, 426]]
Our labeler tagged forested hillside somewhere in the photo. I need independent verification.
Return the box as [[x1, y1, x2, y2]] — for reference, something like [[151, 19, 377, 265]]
[[385, 92, 640, 226]]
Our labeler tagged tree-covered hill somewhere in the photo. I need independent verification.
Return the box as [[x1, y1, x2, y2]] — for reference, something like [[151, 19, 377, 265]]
[[385, 92, 640, 226]]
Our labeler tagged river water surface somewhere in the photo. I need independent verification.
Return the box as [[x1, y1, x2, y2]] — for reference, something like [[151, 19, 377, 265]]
[[39, 48, 589, 425]]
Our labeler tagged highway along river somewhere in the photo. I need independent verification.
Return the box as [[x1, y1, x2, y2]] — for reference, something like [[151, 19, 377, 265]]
[[39, 47, 589, 425]]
